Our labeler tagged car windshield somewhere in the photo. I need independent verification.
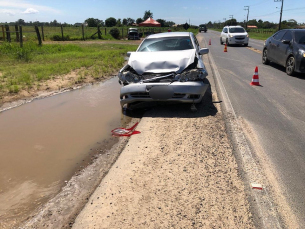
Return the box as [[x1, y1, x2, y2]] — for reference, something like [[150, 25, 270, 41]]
[[229, 27, 245, 33], [138, 37, 194, 52], [294, 31, 305, 44]]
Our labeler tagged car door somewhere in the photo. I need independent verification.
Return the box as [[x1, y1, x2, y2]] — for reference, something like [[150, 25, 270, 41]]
[[277, 31, 293, 66], [268, 30, 286, 62], [221, 28, 227, 43]]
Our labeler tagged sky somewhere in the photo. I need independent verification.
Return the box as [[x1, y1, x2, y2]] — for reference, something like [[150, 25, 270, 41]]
[[0, 0, 305, 25]]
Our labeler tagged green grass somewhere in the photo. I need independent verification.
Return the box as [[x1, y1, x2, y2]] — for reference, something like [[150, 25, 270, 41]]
[[0, 41, 138, 97]]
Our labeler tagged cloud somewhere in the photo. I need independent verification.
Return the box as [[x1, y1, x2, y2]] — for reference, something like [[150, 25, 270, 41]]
[[23, 8, 39, 14], [0, 0, 60, 14], [0, 9, 16, 16]]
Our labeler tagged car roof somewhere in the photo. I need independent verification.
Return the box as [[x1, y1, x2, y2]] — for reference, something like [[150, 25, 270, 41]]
[[225, 25, 243, 28], [145, 32, 192, 39], [279, 29, 305, 32]]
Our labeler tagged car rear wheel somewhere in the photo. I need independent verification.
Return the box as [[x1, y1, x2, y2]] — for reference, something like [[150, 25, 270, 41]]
[[286, 56, 295, 76], [262, 49, 270, 65], [220, 37, 223, 45]]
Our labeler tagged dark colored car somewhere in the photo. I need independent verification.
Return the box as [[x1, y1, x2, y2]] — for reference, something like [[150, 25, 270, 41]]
[[199, 24, 207, 33], [128, 28, 140, 40], [262, 29, 305, 75]]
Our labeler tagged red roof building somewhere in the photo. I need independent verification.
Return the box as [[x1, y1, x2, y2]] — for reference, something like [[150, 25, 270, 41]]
[[139, 17, 161, 27]]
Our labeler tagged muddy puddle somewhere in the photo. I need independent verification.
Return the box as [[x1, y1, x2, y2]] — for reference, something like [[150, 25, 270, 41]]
[[0, 77, 133, 228]]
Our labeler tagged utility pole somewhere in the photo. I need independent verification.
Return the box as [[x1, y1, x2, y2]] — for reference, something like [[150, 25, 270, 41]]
[[274, 0, 284, 30], [229, 15, 233, 25], [244, 6, 249, 30]]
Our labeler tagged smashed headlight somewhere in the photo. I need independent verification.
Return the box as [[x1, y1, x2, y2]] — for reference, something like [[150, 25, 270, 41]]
[[118, 71, 141, 84], [175, 69, 207, 82]]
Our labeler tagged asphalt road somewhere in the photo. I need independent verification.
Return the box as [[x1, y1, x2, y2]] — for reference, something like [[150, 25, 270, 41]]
[[198, 31, 305, 227]]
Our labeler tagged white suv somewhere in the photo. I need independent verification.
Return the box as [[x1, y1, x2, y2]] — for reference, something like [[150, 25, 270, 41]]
[[220, 25, 249, 46]]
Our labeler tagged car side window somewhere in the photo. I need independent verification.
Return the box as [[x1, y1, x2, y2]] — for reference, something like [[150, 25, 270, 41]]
[[273, 31, 286, 41], [193, 35, 200, 49], [223, 28, 227, 33], [282, 31, 292, 41]]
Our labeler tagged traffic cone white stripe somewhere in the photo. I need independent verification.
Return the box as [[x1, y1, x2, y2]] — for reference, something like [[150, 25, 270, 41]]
[[250, 66, 261, 86]]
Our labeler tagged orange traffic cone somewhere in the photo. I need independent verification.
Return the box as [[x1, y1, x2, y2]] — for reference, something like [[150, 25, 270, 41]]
[[224, 43, 227, 52], [209, 39, 211, 45], [250, 66, 261, 86]]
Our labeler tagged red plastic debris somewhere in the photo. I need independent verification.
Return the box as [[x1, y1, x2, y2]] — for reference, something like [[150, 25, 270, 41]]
[[111, 122, 141, 137], [251, 183, 263, 190]]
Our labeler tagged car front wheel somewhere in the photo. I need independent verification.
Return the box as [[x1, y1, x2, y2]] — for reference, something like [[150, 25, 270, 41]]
[[220, 37, 223, 45], [262, 49, 270, 65], [226, 38, 229, 46], [286, 56, 295, 76]]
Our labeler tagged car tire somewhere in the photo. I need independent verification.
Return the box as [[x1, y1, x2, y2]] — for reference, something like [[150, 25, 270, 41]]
[[244, 43, 248, 47], [286, 56, 295, 76], [226, 38, 229, 46], [262, 49, 270, 65], [220, 37, 223, 45]]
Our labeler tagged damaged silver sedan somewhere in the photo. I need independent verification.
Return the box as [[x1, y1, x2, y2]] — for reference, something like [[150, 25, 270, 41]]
[[118, 32, 209, 108]]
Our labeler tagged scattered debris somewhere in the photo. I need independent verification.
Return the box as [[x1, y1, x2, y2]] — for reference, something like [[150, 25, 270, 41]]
[[111, 122, 141, 137]]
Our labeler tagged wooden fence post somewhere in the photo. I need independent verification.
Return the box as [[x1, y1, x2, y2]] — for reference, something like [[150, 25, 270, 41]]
[[1, 25, 5, 41], [98, 26, 101, 39], [34, 25, 42, 45], [41, 25, 45, 41], [61, 25, 64, 40], [5, 25, 11, 42], [82, 24, 85, 40], [15, 25, 19, 42], [19, 26, 23, 48]]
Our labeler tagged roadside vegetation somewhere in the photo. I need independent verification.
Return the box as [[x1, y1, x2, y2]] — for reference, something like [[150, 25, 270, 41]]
[[0, 42, 137, 98]]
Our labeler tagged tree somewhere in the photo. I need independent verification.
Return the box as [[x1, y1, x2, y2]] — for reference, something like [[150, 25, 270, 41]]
[[116, 18, 122, 27], [85, 18, 102, 27], [136, 18, 144, 24], [105, 17, 117, 27], [16, 19, 26, 25], [126, 18, 135, 25], [50, 20, 59, 26], [122, 18, 128, 26], [156, 19, 165, 27], [143, 10, 153, 20]]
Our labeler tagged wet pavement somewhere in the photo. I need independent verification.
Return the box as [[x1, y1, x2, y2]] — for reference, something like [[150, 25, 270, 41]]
[[0, 77, 132, 228]]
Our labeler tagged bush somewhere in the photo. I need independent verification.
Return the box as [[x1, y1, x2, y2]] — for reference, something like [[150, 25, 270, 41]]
[[51, 34, 71, 41], [109, 28, 120, 39]]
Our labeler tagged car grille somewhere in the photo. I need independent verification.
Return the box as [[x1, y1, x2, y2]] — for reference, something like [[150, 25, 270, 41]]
[[142, 74, 175, 81], [130, 93, 186, 99], [235, 36, 245, 40]]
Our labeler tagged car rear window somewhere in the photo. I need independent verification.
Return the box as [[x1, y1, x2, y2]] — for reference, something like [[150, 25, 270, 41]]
[[294, 31, 305, 44], [229, 27, 245, 33], [137, 37, 194, 52]]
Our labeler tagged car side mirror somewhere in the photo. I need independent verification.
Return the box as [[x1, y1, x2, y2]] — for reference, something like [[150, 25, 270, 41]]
[[199, 48, 209, 55], [127, 52, 132, 57], [282, 40, 291, 45]]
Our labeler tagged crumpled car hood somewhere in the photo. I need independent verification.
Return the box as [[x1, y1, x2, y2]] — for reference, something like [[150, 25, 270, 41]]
[[127, 49, 196, 75]]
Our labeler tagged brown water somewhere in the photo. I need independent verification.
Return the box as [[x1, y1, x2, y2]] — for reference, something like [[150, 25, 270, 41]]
[[0, 77, 131, 227]]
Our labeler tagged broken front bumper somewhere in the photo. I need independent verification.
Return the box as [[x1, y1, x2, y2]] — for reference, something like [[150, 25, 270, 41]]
[[120, 80, 209, 107]]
